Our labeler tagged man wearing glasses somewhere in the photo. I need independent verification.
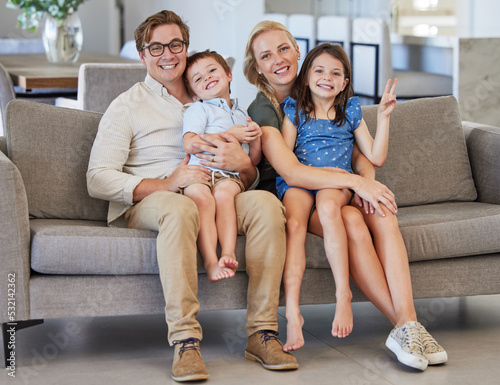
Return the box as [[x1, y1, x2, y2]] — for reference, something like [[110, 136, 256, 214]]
[[87, 10, 297, 382]]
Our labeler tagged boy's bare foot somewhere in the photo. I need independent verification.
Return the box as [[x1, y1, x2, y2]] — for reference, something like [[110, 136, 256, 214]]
[[331, 295, 353, 338], [205, 256, 238, 282], [219, 255, 238, 272], [283, 310, 305, 352], [206, 264, 235, 282]]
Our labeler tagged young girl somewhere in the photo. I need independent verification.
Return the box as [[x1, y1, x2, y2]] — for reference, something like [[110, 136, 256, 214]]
[[278, 43, 397, 352]]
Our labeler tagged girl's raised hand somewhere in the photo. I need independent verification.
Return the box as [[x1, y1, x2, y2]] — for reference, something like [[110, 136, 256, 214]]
[[378, 78, 397, 116]]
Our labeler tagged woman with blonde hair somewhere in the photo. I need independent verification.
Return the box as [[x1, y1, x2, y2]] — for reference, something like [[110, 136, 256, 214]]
[[243, 20, 447, 371]]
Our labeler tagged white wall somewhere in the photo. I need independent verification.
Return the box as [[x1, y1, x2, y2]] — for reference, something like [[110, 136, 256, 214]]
[[456, 0, 500, 37], [79, 0, 120, 53]]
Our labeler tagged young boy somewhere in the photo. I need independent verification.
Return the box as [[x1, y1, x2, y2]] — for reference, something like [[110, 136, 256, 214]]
[[182, 50, 262, 282]]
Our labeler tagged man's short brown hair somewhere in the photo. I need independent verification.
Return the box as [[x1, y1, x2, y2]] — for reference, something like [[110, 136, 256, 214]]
[[134, 10, 190, 53]]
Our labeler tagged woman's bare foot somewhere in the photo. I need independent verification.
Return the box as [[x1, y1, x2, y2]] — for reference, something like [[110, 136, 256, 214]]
[[283, 310, 305, 352], [331, 294, 353, 338]]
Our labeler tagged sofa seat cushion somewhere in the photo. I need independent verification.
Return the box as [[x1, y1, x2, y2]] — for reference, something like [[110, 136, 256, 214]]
[[305, 201, 500, 268], [30, 219, 248, 275], [397, 202, 500, 262], [30, 219, 158, 275]]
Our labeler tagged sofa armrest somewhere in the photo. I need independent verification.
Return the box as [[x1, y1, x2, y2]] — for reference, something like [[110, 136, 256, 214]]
[[0, 136, 6, 155], [0, 151, 31, 322], [463, 121, 500, 204]]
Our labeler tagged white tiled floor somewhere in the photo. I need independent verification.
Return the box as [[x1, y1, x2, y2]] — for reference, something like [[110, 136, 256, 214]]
[[2, 294, 500, 384]]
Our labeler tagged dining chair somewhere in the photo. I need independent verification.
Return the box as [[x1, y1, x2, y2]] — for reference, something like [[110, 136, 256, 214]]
[[0, 62, 66, 135], [351, 17, 452, 103], [0, 63, 16, 136], [316, 15, 352, 52], [0, 38, 45, 54], [55, 63, 147, 113]]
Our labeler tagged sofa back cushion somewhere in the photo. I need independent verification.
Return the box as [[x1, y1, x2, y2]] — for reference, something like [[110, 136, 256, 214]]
[[361, 96, 477, 207], [6, 100, 107, 220]]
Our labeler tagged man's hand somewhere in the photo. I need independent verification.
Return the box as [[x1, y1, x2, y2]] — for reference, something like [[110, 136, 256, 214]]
[[164, 155, 211, 191], [194, 132, 252, 172], [132, 155, 211, 202]]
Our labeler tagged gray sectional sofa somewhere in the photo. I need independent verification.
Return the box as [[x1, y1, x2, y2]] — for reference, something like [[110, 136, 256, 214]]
[[1, 95, 500, 366]]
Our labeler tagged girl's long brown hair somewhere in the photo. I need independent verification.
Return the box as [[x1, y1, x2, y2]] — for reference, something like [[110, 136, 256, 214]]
[[292, 43, 353, 127]]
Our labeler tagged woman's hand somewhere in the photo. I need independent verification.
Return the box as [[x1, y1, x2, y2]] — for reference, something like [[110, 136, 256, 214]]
[[352, 175, 398, 217], [323, 166, 350, 174], [352, 193, 377, 215]]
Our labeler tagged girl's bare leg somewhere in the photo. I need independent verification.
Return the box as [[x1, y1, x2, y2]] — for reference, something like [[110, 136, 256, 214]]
[[183, 183, 222, 282], [213, 180, 242, 279], [315, 189, 353, 338], [282, 188, 315, 352], [360, 205, 417, 326]]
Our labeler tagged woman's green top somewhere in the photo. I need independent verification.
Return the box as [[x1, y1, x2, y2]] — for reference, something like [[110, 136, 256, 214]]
[[247, 91, 281, 195]]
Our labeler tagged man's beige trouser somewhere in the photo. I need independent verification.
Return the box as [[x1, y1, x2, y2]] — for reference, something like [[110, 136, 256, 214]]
[[125, 190, 286, 344]]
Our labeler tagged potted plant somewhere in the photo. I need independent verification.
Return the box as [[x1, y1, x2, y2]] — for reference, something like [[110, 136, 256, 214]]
[[6, 0, 88, 63]]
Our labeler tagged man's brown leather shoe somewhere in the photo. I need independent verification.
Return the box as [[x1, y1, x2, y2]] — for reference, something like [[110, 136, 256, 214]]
[[171, 338, 209, 382], [245, 330, 299, 370]]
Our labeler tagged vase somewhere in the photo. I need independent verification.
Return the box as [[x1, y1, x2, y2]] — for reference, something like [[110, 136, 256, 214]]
[[42, 13, 83, 63]]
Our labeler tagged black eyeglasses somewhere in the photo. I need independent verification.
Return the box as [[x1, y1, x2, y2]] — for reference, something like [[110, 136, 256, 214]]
[[142, 39, 187, 57]]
